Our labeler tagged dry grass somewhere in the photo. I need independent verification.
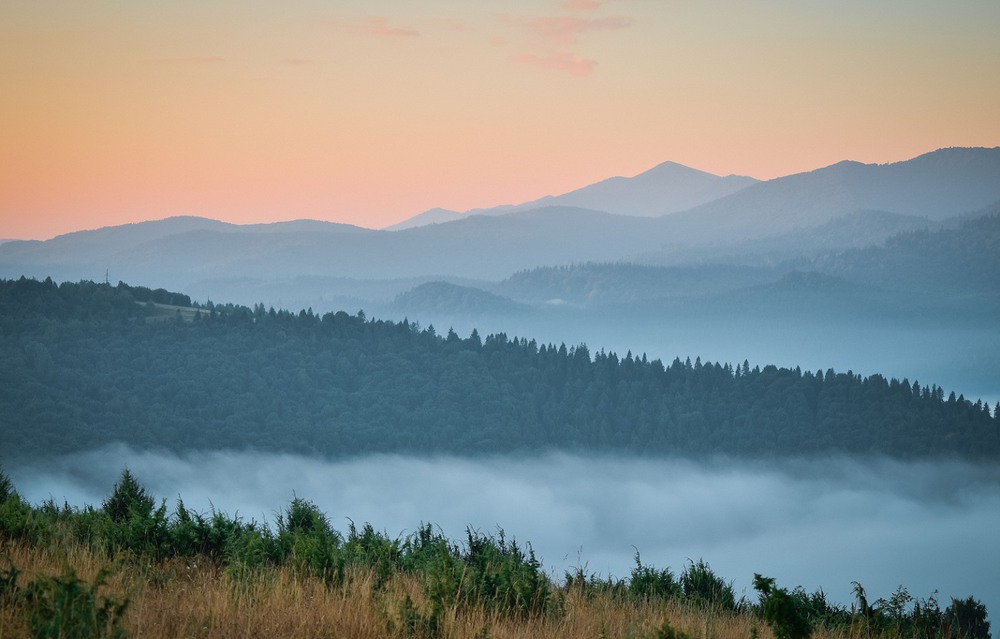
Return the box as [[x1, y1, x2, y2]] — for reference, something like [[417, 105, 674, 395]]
[[0, 539, 854, 639]]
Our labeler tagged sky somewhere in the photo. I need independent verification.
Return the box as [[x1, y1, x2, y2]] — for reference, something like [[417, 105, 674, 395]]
[[2, 0, 999, 240]]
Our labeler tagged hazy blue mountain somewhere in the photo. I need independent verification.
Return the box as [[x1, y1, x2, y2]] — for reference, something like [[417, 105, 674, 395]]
[[466, 161, 758, 218], [0, 216, 369, 271], [452, 210, 1000, 312], [495, 263, 778, 306], [0, 207, 668, 290], [812, 207, 1000, 298], [239, 219, 371, 234], [374, 207, 662, 278], [635, 210, 940, 267], [1, 216, 229, 263], [387, 162, 756, 229], [179, 275, 478, 314], [663, 147, 1000, 241], [2, 148, 998, 312], [386, 208, 465, 230], [387, 281, 529, 318]]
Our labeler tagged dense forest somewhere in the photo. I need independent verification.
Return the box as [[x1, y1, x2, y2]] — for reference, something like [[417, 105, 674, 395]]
[[2, 277, 998, 461]]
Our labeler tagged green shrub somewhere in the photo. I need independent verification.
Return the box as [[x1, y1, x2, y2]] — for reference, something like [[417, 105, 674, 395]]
[[275, 497, 345, 585], [0, 467, 15, 503], [681, 559, 735, 611], [99, 470, 169, 558], [754, 574, 812, 639], [458, 528, 550, 617], [0, 491, 33, 541], [630, 552, 681, 602], [170, 500, 259, 562], [946, 596, 991, 639], [101, 470, 152, 524]]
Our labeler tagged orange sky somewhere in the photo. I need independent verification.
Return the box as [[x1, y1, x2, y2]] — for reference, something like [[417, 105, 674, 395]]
[[2, 1, 999, 240]]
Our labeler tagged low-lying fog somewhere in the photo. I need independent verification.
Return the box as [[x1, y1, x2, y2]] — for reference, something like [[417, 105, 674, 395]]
[[8, 448, 999, 615]]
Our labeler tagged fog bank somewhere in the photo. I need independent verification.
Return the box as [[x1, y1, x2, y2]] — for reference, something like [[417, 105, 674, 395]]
[[8, 448, 999, 614]]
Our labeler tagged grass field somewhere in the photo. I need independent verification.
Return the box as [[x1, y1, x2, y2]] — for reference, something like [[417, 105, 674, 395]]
[[0, 538, 815, 639]]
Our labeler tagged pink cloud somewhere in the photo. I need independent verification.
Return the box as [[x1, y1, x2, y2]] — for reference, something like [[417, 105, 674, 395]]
[[498, 10, 631, 76], [354, 16, 419, 39], [525, 15, 632, 45], [514, 51, 598, 76]]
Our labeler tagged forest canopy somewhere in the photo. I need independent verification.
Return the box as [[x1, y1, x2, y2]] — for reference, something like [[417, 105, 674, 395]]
[[1, 277, 997, 461]]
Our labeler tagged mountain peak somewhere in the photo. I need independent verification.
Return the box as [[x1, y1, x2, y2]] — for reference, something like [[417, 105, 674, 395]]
[[460, 160, 759, 219], [386, 208, 464, 231], [640, 160, 713, 177]]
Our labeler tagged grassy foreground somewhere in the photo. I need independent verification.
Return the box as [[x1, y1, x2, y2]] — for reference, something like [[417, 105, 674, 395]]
[[0, 539, 765, 639], [0, 469, 990, 639]]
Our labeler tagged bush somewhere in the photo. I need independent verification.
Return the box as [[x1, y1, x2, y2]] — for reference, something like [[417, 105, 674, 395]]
[[630, 552, 681, 601], [0, 467, 34, 542], [681, 559, 735, 611], [98, 470, 169, 558], [753, 574, 812, 639], [459, 528, 550, 617], [101, 470, 153, 524], [946, 596, 991, 639], [0, 467, 15, 504], [276, 497, 345, 585]]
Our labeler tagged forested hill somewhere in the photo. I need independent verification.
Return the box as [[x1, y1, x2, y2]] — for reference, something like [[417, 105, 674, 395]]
[[2, 277, 998, 461]]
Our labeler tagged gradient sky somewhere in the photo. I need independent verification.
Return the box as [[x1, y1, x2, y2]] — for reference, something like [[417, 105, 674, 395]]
[[3, 1, 999, 240]]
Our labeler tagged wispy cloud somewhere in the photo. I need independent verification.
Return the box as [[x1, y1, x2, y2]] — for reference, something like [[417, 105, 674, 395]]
[[525, 15, 632, 45], [514, 51, 598, 77], [362, 16, 420, 39], [502, 9, 632, 76]]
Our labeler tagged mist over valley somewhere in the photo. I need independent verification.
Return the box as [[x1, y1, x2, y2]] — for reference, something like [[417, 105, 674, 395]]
[[8, 447, 1000, 616]]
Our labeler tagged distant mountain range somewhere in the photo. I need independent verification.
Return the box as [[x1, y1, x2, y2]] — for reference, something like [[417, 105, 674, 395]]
[[661, 146, 1000, 242], [4, 147, 999, 290], [388, 147, 1000, 233], [384, 210, 1000, 315], [388, 161, 759, 229]]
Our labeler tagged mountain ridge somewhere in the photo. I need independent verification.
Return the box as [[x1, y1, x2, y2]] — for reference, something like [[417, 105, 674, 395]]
[[3, 147, 999, 290], [663, 146, 1000, 241]]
